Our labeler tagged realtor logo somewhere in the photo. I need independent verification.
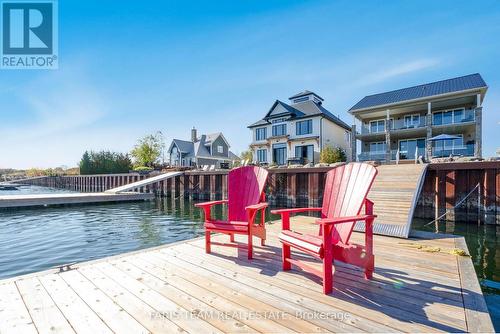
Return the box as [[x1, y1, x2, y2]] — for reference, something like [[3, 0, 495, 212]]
[[1, 0, 58, 69]]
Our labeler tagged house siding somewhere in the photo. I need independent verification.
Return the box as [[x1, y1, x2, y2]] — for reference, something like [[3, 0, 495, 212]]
[[210, 136, 229, 158]]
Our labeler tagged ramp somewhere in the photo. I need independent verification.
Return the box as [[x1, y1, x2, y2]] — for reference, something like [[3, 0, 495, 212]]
[[106, 171, 183, 194], [355, 164, 428, 238]]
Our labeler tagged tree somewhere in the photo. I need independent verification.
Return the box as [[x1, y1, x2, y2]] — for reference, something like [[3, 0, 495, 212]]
[[240, 149, 253, 162], [79, 151, 91, 174], [130, 132, 165, 168], [320, 146, 347, 164], [78, 150, 132, 175]]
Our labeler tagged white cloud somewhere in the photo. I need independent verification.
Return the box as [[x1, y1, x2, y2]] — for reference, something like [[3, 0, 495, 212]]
[[351, 58, 441, 87], [0, 65, 109, 168]]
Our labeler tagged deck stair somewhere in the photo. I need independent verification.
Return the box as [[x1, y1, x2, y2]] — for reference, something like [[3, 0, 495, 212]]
[[355, 164, 428, 238]]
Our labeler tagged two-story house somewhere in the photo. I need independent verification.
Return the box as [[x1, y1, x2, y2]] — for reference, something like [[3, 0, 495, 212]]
[[349, 73, 488, 163], [248, 91, 352, 165], [168, 128, 239, 167]]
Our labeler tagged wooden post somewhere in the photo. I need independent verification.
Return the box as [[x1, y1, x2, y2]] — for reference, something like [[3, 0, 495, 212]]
[[210, 175, 216, 200], [308, 172, 319, 207], [287, 173, 297, 207], [445, 170, 455, 221], [484, 169, 496, 224]]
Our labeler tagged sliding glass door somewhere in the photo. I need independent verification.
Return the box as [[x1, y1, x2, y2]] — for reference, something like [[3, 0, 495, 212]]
[[399, 138, 425, 159]]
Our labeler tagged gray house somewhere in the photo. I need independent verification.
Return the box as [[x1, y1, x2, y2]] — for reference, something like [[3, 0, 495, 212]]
[[350, 73, 487, 163], [168, 128, 239, 167]]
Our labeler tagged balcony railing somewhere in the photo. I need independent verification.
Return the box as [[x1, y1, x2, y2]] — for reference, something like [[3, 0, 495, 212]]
[[432, 143, 475, 158], [358, 151, 386, 161], [432, 109, 475, 126], [392, 118, 426, 131]]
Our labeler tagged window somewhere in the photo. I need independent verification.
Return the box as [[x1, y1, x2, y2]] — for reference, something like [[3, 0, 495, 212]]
[[271, 118, 287, 123], [255, 127, 267, 141], [296, 119, 312, 135], [272, 143, 287, 165], [433, 108, 466, 125], [344, 131, 351, 145], [217, 145, 223, 153], [272, 124, 287, 136], [257, 149, 267, 163], [369, 120, 385, 133], [404, 115, 420, 128], [292, 96, 309, 104], [295, 145, 314, 163], [369, 142, 386, 153]]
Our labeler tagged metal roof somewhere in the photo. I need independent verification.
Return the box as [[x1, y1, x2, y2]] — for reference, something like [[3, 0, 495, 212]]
[[349, 73, 487, 112], [288, 90, 324, 101]]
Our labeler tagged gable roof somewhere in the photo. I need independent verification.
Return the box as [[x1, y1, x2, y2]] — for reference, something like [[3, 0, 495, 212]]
[[169, 139, 194, 154], [248, 99, 350, 131], [350, 73, 487, 112], [205, 132, 230, 148]]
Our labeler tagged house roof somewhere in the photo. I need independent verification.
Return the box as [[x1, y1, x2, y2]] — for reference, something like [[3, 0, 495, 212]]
[[288, 90, 324, 101], [169, 132, 236, 160], [170, 139, 194, 154], [349, 73, 487, 112], [248, 99, 351, 131]]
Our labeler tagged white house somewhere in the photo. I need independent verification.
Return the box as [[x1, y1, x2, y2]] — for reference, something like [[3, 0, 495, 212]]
[[248, 91, 352, 165]]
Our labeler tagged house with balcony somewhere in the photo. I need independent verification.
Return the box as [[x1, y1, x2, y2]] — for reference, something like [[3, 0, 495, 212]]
[[349, 73, 488, 163], [248, 91, 352, 165], [168, 127, 239, 167]]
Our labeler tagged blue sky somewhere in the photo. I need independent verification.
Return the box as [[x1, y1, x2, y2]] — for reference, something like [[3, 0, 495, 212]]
[[1, 0, 499, 169]]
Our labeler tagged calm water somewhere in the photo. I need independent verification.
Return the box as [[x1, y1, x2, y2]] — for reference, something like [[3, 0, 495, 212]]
[[412, 219, 500, 330], [0, 197, 211, 279]]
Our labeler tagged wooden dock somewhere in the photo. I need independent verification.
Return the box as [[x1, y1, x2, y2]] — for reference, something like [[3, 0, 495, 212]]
[[0, 192, 153, 209], [0, 216, 493, 333]]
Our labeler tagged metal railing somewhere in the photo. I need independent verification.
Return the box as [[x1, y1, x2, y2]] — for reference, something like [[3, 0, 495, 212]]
[[432, 143, 475, 157], [358, 151, 386, 161], [432, 109, 475, 126], [392, 118, 426, 130]]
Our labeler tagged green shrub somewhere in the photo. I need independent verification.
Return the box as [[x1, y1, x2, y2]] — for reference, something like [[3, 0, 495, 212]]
[[133, 166, 154, 172], [320, 146, 347, 164]]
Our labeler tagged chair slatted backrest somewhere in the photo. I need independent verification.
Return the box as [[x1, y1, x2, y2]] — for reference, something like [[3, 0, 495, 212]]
[[228, 166, 269, 222], [321, 163, 378, 245]]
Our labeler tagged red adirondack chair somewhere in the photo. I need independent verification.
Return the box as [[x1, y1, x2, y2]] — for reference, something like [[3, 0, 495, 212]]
[[271, 162, 377, 294], [195, 166, 269, 259]]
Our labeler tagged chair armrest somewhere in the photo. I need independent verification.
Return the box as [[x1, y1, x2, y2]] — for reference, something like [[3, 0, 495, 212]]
[[316, 214, 376, 225], [194, 200, 228, 208], [245, 202, 268, 212], [246, 202, 268, 225], [270, 207, 322, 215], [194, 200, 228, 222]]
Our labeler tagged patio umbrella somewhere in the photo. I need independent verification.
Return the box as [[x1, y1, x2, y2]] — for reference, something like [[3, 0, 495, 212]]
[[428, 134, 461, 141]]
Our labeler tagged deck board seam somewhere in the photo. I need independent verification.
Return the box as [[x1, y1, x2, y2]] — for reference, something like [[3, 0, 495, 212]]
[[13, 280, 39, 334]]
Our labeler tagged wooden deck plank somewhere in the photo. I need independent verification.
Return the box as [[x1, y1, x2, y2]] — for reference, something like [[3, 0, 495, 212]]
[[0, 216, 494, 333], [60, 270, 149, 334], [111, 258, 259, 333], [132, 253, 327, 333], [16, 277, 75, 334], [172, 241, 465, 332], [38, 273, 113, 333], [94, 262, 222, 334], [181, 240, 467, 324], [78, 266, 184, 333], [0, 282, 37, 334]]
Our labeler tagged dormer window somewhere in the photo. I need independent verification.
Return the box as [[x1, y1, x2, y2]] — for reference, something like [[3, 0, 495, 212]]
[[289, 90, 324, 105]]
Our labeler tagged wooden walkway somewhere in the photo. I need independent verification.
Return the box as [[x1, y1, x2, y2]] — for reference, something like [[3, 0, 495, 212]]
[[359, 164, 428, 238], [0, 192, 153, 209], [0, 217, 493, 333], [105, 172, 183, 194]]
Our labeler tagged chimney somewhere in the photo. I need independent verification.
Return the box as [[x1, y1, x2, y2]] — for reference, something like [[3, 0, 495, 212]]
[[191, 127, 198, 142]]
